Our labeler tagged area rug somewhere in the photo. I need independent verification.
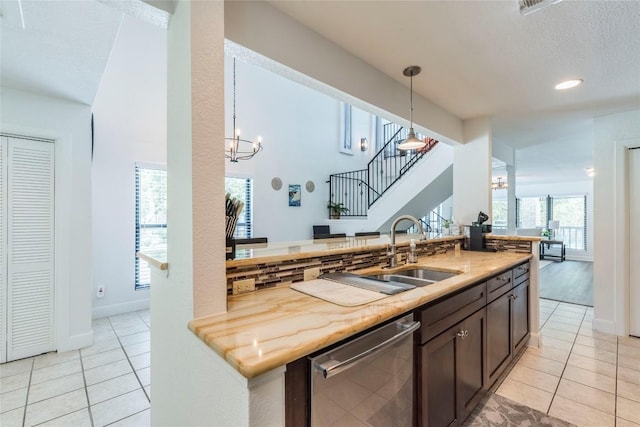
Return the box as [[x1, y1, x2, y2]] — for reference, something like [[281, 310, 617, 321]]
[[463, 393, 575, 427]]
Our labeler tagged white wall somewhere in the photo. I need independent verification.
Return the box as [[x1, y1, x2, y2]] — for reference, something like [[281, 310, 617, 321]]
[[453, 118, 492, 225], [91, 15, 167, 318], [593, 108, 640, 335], [224, 1, 463, 146], [224, 57, 374, 242], [0, 87, 93, 351]]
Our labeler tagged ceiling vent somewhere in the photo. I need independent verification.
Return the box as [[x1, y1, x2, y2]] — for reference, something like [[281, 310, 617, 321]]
[[519, 0, 562, 15]]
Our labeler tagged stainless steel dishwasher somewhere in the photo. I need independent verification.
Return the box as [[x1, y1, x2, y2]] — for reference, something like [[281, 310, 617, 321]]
[[309, 314, 420, 427]]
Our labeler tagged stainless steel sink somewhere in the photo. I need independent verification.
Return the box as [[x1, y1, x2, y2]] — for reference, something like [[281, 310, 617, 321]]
[[367, 268, 459, 287]]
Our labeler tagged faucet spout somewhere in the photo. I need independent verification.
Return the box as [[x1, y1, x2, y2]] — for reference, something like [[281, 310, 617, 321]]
[[388, 215, 426, 268]]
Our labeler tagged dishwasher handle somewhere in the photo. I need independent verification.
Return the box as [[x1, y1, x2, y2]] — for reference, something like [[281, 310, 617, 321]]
[[316, 320, 420, 379]]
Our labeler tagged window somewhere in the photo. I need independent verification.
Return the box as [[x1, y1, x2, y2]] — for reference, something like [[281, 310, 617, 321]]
[[135, 165, 167, 290], [492, 198, 508, 230], [517, 197, 548, 228], [515, 194, 587, 251], [225, 177, 253, 239], [552, 196, 587, 250]]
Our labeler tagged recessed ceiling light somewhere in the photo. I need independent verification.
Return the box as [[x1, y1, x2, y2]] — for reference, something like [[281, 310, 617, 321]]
[[555, 79, 583, 90], [586, 167, 595, 177]]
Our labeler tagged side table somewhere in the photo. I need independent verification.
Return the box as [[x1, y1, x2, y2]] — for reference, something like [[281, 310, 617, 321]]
[[540, 240, 566, 262]]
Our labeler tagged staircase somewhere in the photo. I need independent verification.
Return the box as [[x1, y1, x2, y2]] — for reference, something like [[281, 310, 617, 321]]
[[328, 122, 446, 219]]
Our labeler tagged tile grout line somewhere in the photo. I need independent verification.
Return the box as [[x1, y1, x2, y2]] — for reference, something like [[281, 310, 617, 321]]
[[108, 314, 151, 404], [21, 357, 35, 427], [79, 348, 96, 427], [103, 408, 150, 427], [544, 304, 587, 416]]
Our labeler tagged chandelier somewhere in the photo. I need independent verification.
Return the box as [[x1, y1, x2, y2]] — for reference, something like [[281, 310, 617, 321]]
[[225, 58, 263, 163], [491, 177, 508, 190]]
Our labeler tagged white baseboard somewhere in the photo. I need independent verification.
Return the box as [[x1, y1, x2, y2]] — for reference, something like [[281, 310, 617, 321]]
[[528, 332, 541, 348], [58, 330, 94, 352], [566, 255, 594, 262], [592, 318, 617, 335], [93, 299, 150, 319]]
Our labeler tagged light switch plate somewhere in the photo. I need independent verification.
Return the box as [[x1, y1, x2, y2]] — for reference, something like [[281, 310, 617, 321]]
[[304, 267, 320, 281], [233, 278, 256, 295]]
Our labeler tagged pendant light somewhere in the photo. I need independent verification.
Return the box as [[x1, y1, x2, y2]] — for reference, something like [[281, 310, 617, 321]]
[[225, 58, 263, 163], [398, 65, 426, 151]]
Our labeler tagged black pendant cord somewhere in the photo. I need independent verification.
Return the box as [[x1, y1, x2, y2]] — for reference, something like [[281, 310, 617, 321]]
[[232, 58, 237, 136], [409, 75, 413, 128]]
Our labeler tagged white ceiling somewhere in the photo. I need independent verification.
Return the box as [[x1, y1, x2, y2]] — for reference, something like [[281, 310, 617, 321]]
[[2, 0, 639, 188], [269, 0, 640, 186], [0, 0, 124, 105]]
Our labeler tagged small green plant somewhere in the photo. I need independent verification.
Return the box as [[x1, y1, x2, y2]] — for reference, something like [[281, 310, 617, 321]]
[[541, 229, 550, 238], [327, 202, 349, 218]]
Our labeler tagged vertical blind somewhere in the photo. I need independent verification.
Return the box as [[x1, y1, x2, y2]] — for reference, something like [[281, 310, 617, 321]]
[[135, 165, 167, 289], [224, 177, 253, 239]]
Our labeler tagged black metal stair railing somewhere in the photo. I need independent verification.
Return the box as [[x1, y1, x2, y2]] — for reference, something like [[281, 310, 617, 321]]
[[328, 122, 439, 219]]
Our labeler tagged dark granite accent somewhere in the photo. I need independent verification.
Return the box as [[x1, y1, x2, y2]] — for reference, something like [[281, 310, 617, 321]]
[[463, 393, 575, 427]]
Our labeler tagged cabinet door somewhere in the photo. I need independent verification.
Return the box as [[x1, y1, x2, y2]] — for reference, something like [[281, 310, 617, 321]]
[[7, 138, 55, 361], [421, 327, 457, 427], [512, 280, 530, 354], [456, 308, 486, 423], [486, 291, 512, 387]]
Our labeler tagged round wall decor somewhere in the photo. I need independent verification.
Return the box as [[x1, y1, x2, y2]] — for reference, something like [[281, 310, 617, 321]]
[[305, 181, 315, 193], [271, 177, 283, 191]]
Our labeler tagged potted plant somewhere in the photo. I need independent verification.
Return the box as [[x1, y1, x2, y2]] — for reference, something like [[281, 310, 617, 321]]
[[327, 201, 349, 219]]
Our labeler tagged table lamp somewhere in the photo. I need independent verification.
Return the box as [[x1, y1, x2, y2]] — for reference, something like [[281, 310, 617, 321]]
[[548, 220, 560, 240]]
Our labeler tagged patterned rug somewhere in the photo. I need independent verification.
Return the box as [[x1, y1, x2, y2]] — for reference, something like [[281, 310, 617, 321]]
[[463, 393, 575, 427]]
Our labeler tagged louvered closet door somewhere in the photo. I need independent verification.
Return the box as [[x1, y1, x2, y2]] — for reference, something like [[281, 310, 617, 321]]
[[0, 137, 8, 363], [7, 137, 55, 361]]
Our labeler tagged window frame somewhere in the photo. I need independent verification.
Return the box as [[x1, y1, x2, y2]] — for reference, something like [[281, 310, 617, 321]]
[[135, 163, 167, 290]]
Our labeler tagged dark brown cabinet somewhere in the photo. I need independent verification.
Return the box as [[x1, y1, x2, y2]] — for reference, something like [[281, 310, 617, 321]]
[[485, 263, 530, 387], [285, 261, 530, 427], [418, 284, 486, 427]]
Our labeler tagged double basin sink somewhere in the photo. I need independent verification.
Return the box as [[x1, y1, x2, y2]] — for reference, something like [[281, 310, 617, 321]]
[[367, 268, 460, 287]]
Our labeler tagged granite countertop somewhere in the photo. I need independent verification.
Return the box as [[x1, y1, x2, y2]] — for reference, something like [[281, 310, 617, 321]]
[[189, 250, 532, 378]]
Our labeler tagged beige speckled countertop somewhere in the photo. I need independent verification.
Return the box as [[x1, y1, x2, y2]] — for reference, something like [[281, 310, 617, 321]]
[[189, 250, 532, 378]]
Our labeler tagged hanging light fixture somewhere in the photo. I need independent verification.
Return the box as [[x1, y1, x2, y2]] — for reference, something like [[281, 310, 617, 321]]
[[491, 177, 508, 190], [398, 65, 425, 151], [225, 58, 263, 163]]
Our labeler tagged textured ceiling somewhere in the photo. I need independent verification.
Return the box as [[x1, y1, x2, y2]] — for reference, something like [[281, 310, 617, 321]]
[[269, 0, 640, 185], [0, 0, 124, 105], [1, 0, 638, 187]]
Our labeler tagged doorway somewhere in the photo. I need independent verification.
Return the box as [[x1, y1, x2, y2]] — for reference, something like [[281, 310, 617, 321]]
[[630, 147, 640, 337]]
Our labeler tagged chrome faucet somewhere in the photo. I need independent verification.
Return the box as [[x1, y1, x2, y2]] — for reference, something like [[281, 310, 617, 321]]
[[387, 215, 427, 268]]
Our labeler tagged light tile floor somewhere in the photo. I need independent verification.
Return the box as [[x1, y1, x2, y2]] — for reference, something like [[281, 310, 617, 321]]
[[2, 302, 639, 427], [0, 310, 151, 427], [497, 299, 640, 427]]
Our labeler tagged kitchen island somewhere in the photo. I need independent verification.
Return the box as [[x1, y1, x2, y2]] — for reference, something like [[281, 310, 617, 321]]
[[142, 234, 540, 426], [189, 249, 536, 378]]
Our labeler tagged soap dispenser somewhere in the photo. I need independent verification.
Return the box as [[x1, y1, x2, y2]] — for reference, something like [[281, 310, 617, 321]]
[[407, 239, 418, 264]]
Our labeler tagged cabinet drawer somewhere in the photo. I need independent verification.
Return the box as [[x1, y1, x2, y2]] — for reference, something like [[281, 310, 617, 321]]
[[419, 282, 486, 344], [513, 262, 530, 280], [487, 272, 512, 303], [514, 271, 529, 286]]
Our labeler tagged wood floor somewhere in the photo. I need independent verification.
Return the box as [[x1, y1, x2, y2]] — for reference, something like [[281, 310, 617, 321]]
[[539, 260, 593, 307]]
